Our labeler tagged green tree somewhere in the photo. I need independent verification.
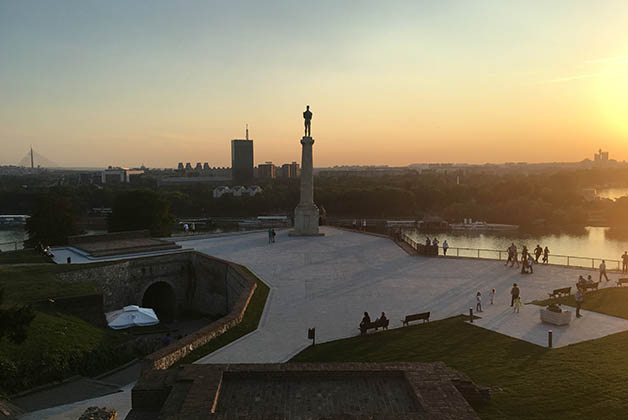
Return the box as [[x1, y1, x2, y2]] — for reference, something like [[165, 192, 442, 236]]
[[26, 193, 78, 245], [108, 190, 175, 236]]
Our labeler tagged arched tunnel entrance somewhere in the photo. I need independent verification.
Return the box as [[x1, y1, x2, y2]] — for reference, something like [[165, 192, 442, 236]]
[[142, 281, 176, 323]]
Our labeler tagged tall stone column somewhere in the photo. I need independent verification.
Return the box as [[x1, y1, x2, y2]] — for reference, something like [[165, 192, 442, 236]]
[[290, 136, 323, 236]]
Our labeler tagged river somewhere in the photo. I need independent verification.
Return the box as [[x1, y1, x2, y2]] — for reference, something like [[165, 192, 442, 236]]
[[596, 187, 628, 200], [405, 226, 628, 270], [0, 227, 26, 252]]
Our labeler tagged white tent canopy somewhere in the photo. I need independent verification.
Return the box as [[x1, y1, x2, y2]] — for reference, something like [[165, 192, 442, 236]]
[[106, 305, 160, 330]]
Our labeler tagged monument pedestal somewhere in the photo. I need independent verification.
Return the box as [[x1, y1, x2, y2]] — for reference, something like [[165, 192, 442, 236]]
[[290, 136, 324, 236], [290, 203, 323, 236]]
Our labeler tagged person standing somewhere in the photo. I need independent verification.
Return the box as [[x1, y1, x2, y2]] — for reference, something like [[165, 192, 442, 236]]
[[476, 291, 483, 312], [575, 286, 584, 318], [622, 251, 628, 273], [599, 260, 609, 282], [543, 246, 550, 264], [489, 288, 496, 305], [443, 240, 449, 256], [271, 228, 276, 243], [268, 228, 273, 244], [513, 296, 521, 313], [510, 283, 520, 307]]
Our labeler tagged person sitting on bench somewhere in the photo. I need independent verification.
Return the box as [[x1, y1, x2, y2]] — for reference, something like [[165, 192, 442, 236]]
[[376, 312, 387, 324], [360, 312, 371, 328]]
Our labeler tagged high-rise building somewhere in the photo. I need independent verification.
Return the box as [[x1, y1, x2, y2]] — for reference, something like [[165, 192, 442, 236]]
[[195, 162, 203, 171], [177, 162, 184, 170], [280, 162, 300, 178], [203, 162, 210, 170], [185, 162, 193, 170], [258, 162, 276, 179], [231, 139, 254, 184]]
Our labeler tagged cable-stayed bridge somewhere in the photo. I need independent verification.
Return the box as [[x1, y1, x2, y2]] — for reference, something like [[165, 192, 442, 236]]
[[18, 148, 57, 168]]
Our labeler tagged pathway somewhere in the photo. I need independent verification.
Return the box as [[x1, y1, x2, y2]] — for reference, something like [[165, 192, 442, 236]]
[[179, 226, 628, 363]]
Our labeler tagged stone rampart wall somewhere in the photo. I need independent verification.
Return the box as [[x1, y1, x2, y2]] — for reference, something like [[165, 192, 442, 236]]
[[54, 251, 259, 370], [143, 261, 256, 370], [68, 230, 150, 245]]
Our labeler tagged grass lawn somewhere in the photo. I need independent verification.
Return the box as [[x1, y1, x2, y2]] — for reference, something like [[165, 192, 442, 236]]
[[534, 286, 628, 319], [0, 249, 52, 265], [175, 268, 270, 365], [0, 264, 133, 394], [292, 313, 628, 420], [0, 264, 101, 305]]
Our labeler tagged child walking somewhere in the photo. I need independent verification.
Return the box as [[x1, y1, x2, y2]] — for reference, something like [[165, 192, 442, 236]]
[[489, 288, 496, 305], [476, 291, 483, 312], [513, 296, 521, 313]]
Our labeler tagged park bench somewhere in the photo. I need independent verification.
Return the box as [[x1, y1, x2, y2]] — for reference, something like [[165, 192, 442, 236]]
[[581, 282, 599, 292], [617, 278, 628, 287], [548, 287, 571, 299], [359, 318, 389, 335], [401, 312, 430, 326]]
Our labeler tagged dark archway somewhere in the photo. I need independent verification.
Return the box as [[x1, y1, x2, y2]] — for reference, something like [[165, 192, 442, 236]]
[[142, 281, 176, 323]]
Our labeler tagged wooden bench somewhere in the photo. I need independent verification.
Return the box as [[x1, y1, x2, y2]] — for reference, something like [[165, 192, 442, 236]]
[[581, 282, 599, 292], [617, 278, 628, 287], [401, 312, 430, 326], [359, 318, 389, 335], [548, 287, 571, 299]]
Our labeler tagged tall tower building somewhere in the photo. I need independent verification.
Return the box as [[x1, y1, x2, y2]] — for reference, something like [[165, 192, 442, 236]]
[[231, 126, 254, 184]]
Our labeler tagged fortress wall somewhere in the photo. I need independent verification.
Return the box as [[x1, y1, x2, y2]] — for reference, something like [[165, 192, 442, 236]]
[[143, 259, 257, 370], [54, 251, 260, 370]]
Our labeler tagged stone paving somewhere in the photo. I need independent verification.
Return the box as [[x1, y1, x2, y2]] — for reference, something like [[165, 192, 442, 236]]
[[178, 226, 628, 363], [20, 383, 133, 420]]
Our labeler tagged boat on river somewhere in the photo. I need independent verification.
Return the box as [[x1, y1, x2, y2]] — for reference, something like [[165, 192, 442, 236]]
[[449, 220, 518, 232]]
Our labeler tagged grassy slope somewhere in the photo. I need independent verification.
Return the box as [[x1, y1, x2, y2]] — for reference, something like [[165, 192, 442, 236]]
[[0, 264, 101, 305], [534, 286, 628, 319], [292, 312, 628, 420], [175, 274, 270, 365], [0, 264, 131, 394]]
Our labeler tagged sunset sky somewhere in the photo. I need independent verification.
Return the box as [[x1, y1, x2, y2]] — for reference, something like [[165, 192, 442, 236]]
[[1, 1, 628, 168]]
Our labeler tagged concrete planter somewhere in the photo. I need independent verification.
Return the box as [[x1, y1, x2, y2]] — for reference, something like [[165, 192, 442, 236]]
[[540, 308, 572, 326]]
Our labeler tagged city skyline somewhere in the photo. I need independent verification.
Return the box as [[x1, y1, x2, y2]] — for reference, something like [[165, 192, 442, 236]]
[[2, 1, 628, 168]]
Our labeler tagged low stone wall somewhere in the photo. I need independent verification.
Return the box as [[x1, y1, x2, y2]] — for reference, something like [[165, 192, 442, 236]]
[[142, 262, 256, 370]]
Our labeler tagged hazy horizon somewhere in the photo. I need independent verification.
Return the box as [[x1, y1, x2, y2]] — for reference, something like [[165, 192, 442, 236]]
[[2, 1, 628, 168]]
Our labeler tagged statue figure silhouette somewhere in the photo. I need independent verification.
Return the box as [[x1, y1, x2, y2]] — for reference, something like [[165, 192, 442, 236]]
[[303, 105, 312, 137]]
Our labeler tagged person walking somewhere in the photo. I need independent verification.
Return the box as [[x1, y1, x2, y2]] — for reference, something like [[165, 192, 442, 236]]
[[505, 245, 513, 266], [476, 291, 483, 312], [575, 286, 584, 318], [271, 228, 276, 243], [510, 283, 520, 306], [510, 283, 520, 307], [622, 251, 628, 273], [534, 245, 542, 263], [599, 260, 609, 282], [443, 240, 449, 256], [543, 246, 550, 264], [268, 228, 273, 244]]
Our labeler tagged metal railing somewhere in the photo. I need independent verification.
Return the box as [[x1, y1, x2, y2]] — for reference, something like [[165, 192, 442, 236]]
[[401, 233, 623, 271], [0, 240, 24, 252]]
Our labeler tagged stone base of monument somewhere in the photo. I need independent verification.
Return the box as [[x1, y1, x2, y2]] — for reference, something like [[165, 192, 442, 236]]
[[289, 204, 325, 236]]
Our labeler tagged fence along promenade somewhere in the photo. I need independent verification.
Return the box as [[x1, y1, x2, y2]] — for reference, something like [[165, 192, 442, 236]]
[[402, 232, 623, 271], [0, 240, 24, 252]]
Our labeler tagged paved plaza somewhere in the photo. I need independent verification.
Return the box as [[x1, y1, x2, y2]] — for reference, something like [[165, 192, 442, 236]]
[[176, 227, 628, 363]]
